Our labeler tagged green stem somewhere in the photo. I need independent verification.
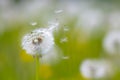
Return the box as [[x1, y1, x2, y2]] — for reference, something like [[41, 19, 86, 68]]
[[36, 54, 40, 80]]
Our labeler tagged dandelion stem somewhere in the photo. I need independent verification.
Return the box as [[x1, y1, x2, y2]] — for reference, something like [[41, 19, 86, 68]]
[[35, 54, 40, 80]]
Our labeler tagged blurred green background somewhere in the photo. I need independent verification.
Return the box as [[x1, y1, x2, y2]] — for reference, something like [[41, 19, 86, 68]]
[[0, 0, 120, 80]]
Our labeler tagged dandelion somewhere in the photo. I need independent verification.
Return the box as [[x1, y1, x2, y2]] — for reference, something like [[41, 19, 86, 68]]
[[103, 30, 120, 55], [80, 59, 113, 79], [78, 9, 103, 34], [22, 28, 54, 56], [22, 28, 55, 80]]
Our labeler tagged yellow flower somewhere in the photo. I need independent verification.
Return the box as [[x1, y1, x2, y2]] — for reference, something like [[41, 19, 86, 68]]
[[39, 65, 52, 79], [20, 50, 34, 62]]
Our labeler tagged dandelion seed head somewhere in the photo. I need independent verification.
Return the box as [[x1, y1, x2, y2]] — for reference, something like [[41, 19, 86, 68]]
[[22, 28, 54, 55], [77, 9, 103, 35], [103, 30, 120, 54], [80, 59, 113, 79], [109, 11, 120, 29]]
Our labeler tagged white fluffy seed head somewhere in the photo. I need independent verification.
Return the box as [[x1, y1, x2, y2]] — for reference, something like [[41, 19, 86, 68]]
[[80, 59, 113, 79], [109, 11, 120, 29], [103, 30, 120, 55], [21, 28, 54, 55]]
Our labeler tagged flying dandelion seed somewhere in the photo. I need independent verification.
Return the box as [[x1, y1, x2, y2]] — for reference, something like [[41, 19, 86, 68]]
[[60, 37, 68, 43], [63, 26, 69, 32], [80, 59, 113, 79], [62, 56, 69, 60], [22, 28, 54, 56], [103, 30, 120, 55], [54, 10, 63, 14], [48, 20, 59, 32], [30, 22, 37, 26]]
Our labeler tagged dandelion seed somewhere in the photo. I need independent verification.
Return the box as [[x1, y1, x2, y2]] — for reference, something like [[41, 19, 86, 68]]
[[80, 59, 113, 79], [62, 56, 69, 60], [63, 26, 69, 32], [31, 22, 37, 26], [60, 37, 68, 43], [103, 30, 120, 55], [48, 21, 59, 32], [54, 10, 63, 14], [22, 28, 54, 56]]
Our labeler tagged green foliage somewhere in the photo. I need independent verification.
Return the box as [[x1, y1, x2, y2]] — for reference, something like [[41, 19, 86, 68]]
[[0, 20, 119, 80]]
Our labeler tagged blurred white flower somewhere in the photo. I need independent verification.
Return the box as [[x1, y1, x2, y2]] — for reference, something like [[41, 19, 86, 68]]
[[80, 59, 113, 79], [22, 28, 54, 55], [79, 9, 103, 31], [64, 1, 80, 16], [109, 11, 120, 29], [103, 30, 120, 54]]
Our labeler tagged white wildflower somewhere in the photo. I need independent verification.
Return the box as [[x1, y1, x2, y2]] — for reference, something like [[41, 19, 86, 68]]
[[103, 30, 120, 54], [78, 9, 103, 33], [22, 28, 54, 55], [80, 59, 113, 79]]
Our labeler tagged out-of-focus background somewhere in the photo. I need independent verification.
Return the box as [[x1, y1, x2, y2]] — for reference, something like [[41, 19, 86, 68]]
[[1, 0, 120, 80]]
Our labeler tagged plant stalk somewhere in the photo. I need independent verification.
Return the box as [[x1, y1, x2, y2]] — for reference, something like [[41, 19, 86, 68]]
[[35, 54, 40, 80]]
